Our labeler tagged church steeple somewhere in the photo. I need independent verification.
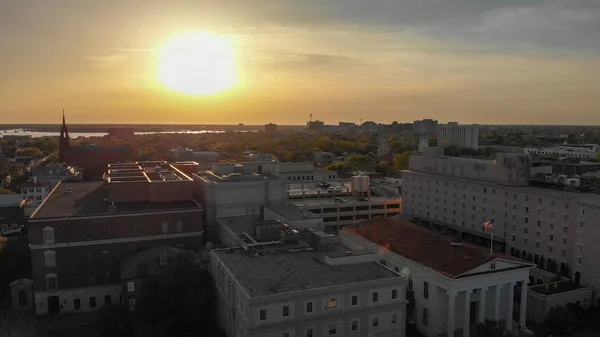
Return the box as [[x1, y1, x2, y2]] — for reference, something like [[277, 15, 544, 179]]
[[59, 110, 71, 163]]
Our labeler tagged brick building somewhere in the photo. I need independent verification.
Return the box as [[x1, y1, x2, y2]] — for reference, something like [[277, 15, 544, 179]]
[[29, 161, 203, 316]]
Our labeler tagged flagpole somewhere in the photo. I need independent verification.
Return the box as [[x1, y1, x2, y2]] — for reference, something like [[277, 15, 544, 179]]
[[490, 227, 494, 255]]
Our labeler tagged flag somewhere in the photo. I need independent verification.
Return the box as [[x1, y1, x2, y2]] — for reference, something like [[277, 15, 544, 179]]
[[482, 219, 494, 230]]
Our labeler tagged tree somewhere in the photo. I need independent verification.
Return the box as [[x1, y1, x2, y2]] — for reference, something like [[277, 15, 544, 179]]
[[0, 186, 12, 194], [135, 253, 219, 337], [544, 305, 576, 336], [347, 154, 372, 170], [472, 320, 504, 337], [393, 151, 412, 172], [15, 147, 43, 157], [325, 162, 350, 173]]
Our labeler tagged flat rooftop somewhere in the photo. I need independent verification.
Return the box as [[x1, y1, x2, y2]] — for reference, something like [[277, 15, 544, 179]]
[[289, 195, 399, 207], [266, 204, 320, 220], [196, 171, 282, 183], [345, 218, 529, 278], [30, 181, 201, 220], [404, 170, 600, 205], [214, 248, 399, 297]]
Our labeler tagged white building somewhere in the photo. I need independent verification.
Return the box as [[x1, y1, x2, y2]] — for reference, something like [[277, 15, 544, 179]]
[[211, 238, 407, 337], [342, 218, 535, 337], [524, 144, 599, 159], [20, 177, 50, 216], [437, 122, 480, 150], [413, 119, 438, 152], [400, 149, 600, 293], [30, 162, 83, 190]]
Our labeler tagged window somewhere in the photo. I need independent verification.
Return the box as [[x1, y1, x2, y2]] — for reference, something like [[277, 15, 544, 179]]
[[159, 253, 167, 266], [579, 221, 585, 228], [89, 297, 96, 308], [42, 227, 54, 244], [101, 225, 108, 238], [392, 313, 398, 324], [132, 223, 139, 236], [101, 249, 110, 261], [283, 305, 289, 317], [549, 234, 554, 241], [372, 316, 379, 327], [392, 289, 398, 300], [424, 282, 429, 299], [351, 320, 358, 331], [74, 298, 81, 310], [105, 295, 112, 306], [259, 309, 267, 321], [104, 272, 111, 283], [44, 250, 56, 268], [127, 281, 135, 292], [328, 298, 337, 309], [328, 324, 337, 335], [88, 274, 96, 285], [563, 237, 567, 245], [372, 292, 379, 303], [423, 308, 429, 326], [46, 274, 57, 290], [128, 298, 136, 310], [306, 301, 313, 313], [351, 295, 358, 306], [306, 328, 314, 337], [161, 221, 168, 233], [176, 220, 183, 232], [85, 227, 92, 239]]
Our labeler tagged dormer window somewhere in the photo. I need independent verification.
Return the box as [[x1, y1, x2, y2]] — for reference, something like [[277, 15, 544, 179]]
[[42, 227, 54, 244]]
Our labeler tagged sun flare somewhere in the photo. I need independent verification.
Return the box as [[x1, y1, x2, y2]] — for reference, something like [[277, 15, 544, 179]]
[[157, 31, 238, 96]]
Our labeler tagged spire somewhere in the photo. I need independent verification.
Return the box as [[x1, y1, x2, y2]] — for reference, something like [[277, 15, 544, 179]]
[[60, 109, 69, 139]]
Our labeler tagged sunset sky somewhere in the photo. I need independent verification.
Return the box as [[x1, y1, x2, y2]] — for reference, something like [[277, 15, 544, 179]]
[[1, 0, 599, 125]]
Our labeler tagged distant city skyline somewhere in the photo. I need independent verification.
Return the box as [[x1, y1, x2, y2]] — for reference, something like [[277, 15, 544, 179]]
[[1, 0, 599, 125]]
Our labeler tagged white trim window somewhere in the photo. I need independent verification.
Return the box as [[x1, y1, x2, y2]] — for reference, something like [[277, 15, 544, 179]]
[[42, 227, 54, 244], [44, 250, 56, 268], [161, 221, 169, 234], [127, 281, 135, 292], [45, 273, 58, 290], [176, 220, 183, 233]]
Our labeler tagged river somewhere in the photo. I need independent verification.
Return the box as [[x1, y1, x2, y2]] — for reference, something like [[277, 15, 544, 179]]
[[1, 129, 256, 138]]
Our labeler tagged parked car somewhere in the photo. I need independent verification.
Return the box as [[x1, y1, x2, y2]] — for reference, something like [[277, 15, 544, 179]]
[[357, 197, 369, 202]]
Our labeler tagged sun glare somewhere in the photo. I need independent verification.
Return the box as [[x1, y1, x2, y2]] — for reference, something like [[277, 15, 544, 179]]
[[157, 31, 238, 96]]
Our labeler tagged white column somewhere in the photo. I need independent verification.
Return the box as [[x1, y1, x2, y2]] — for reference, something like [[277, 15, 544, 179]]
[[493, 285, 501, 322], [506, 282, 515, 331], [463, 290, 471, 337], [519, 281, 528, 327], [447, 291, 456, 337], [478, 287, 487, 323]]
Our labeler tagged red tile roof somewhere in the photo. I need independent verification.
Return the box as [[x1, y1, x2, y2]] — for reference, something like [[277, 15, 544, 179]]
[[345, 218, 527, 278]]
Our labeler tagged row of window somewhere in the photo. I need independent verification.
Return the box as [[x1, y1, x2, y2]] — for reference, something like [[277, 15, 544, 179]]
[[284, 314, 399, 337], [258, 290, 400, 321], [44, 272, 114, 290], [41, 220, 185, 244]]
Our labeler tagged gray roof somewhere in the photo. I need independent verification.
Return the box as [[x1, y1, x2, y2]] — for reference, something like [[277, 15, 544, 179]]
[[266, 204, 320, 220], [30, 181, 201, 219], [214, 248, 400, 297]]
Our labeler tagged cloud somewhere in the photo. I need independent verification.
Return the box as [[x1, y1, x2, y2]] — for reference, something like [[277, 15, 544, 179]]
[[85, 54, 127, 70]]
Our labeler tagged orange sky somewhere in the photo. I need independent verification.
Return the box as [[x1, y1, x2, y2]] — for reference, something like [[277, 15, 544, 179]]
[[1, 0, 599, 125]]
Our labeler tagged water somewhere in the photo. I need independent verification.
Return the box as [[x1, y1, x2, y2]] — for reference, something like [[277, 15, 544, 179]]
[[1, 128, 256, 138]]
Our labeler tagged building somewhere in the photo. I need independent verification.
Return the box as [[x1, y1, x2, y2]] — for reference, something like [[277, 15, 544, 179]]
[[193, 166, 288, 241], [30, 163, 83, 190], [0, 193, 25, 234], [2, 135, 32, 146], [437, 122, 480, 150], [20, 177, 50, 216], [525, 144, 599, 159], [413, 119, 438, 152], [342, 218, 535, 337], [210, 225, 407, 337], [265, 123, 278, 136], [400, 149, 600, 293], [204, 162, 337, 183], [59, 114, 131, 179], [531, 159, 600, 177], [28, 161, 204, 316]]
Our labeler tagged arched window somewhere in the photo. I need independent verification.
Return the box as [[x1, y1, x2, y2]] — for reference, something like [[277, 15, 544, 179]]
[[44, 250, 56, 268], [45, 273, 58, 290], [42, 227, 54, 244]]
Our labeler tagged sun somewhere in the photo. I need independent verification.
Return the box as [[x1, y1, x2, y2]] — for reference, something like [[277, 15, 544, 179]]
[[157, 31, 238, 96]]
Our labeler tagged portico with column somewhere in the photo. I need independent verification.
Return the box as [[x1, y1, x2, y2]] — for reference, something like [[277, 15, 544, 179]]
[[443, 280, 530, 337]]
